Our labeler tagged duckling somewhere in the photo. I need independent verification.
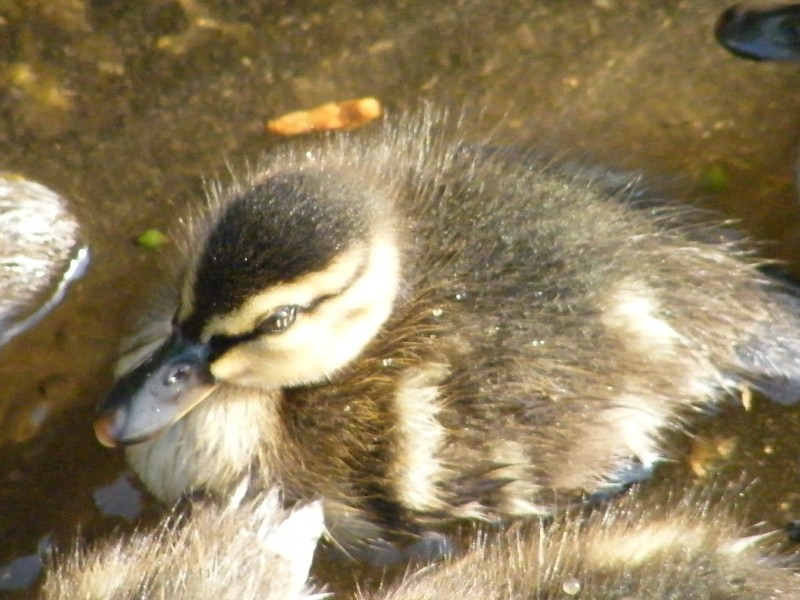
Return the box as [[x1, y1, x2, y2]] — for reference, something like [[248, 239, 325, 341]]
[[40, 486, 800, 600], [39, 488, 325, 600], [0, 174, 88, 346], [95, 112, 800, 547], [373, 490, 800, 600]]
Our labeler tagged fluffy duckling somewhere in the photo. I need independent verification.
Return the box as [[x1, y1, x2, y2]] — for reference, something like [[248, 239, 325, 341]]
[[373, 490, 800, 600], [0, 174, 88, 346], [96, 112, 800, 546], [39, 488, 325, 600], [39, 487, 800, 599]]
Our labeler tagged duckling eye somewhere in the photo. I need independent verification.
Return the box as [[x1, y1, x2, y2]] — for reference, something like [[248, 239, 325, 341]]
[[256, 305, 298, 334]]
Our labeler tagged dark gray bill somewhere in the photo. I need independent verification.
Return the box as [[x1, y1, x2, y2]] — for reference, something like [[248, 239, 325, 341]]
[[94, 333, 216, 447]]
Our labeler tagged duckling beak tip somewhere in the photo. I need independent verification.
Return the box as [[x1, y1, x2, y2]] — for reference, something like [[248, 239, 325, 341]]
[[94, 413, 121, 448], [95, 333, 215, 447]]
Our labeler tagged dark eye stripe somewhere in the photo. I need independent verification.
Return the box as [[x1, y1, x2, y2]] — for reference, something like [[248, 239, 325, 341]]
[[208, 330, 255, 360], [181, 312, 205, 342], [191, 253, 371, 359]]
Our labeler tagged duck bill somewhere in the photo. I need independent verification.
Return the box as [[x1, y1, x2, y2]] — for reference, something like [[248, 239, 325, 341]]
[[94, 333, 217, 448]]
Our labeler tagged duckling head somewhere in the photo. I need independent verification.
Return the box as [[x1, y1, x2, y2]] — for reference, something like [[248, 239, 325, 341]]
[[95, 169, 400, 447]]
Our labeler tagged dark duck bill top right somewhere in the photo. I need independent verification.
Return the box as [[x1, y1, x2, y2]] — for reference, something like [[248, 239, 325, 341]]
[[716, 2, 800, 61]]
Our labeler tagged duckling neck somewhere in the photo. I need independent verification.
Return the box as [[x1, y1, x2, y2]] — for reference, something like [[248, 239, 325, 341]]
[[126, 385, 280, 503]]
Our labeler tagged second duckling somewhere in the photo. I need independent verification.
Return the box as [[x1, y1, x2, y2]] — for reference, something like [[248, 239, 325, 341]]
[[40, 487, 800, 599], [96, 112, 800, 546], [40, 489, 325, 600]]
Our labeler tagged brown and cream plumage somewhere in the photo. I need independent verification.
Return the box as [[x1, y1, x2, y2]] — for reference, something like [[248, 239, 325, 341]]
[[95, 112, 800, 549]]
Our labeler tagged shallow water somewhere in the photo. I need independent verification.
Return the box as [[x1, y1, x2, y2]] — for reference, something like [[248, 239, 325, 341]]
[[3, 0, 800, 596]]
